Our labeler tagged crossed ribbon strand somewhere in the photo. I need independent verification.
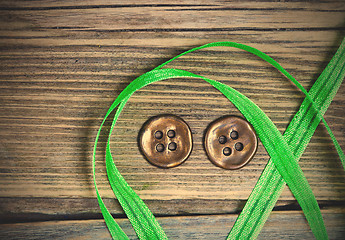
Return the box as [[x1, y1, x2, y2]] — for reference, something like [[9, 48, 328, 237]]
[[93, 39, 345, 240]]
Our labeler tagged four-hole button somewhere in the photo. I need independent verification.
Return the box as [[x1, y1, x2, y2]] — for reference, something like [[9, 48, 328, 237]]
[[139, 115, 193, 168], [204, 115, 258, 170]]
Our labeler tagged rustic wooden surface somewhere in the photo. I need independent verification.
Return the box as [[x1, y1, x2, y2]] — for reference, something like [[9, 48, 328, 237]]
[[0, 0, 344, 239]]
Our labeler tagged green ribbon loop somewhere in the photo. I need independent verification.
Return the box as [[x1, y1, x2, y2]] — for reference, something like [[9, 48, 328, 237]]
[[93, 40, 345, 239]]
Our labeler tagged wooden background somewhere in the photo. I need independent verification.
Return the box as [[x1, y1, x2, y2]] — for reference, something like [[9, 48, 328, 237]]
[[0, 0, 344, 239]]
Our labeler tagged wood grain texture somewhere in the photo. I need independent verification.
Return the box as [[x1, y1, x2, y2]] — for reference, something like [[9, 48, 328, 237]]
[[1, 209, 345, 239], [0, 0, 344, 239]]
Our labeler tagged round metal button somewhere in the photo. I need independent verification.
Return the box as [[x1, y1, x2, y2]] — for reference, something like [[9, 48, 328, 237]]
[[204, 115, 258, 170], [139, 115, 193, 168]]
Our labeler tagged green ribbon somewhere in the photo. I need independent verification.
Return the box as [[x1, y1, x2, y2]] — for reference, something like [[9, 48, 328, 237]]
[[93, 39, 345, 239]]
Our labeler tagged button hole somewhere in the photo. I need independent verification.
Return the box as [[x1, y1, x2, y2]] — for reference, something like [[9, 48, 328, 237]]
[[223, 147, 232, 156], [168, 142, 177, 151], [218, 135, 227, 144], [156, 143, 165, 152], [230, 130, 239, 140], [167, 130, 176, 138], [154, 130, 163, 139], [235, 142, 244, 151]]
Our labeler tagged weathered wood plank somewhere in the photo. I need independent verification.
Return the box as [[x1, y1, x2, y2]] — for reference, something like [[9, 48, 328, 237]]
[[0, 0, 344, 219], [4, 197, 343, 223], [1, 209, 345, 239]]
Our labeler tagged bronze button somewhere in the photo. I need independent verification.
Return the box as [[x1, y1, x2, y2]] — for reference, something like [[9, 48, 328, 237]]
[[204, 116, 258, 170], [139, 115, 193, 168]]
